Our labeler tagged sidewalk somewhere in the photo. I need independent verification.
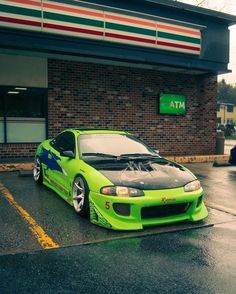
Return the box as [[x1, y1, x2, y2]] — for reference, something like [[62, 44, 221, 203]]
[[225, 139, 236, 155], [0, 155, 230, 172]]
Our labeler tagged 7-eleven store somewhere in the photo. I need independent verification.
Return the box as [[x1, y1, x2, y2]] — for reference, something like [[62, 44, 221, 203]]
[[0, 0, 235, 158]]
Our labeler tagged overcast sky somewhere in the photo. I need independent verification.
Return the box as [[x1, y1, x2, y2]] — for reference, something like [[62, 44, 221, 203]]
[[178, 0, 236, 85]]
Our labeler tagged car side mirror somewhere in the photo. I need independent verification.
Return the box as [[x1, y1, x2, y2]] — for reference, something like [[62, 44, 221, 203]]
[[60, 150, 75, 159]]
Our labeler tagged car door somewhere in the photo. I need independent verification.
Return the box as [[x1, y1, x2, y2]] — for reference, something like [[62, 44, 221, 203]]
[[48, 131, 76, 198]]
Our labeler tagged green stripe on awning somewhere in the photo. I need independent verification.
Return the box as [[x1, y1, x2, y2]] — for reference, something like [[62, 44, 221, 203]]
[[106, 22, 156, 37], [158, 31, 200, 45], [0, 4, 41, 18], [44, 11, 103, 28]]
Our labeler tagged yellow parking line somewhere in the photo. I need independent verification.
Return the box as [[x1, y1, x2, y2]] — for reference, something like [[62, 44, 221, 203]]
[[0, 182, 60, 250], [205, 201, 236, 216]]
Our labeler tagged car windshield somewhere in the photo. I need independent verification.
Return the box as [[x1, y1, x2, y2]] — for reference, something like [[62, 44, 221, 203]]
[[78, 134, 157, 159]]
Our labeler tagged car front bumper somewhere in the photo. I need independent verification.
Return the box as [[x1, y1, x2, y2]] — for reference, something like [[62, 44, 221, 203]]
[[89, 187, 208, 230]]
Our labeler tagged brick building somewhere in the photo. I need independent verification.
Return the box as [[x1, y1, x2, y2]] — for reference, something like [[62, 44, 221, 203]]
[[0, 0, 236, 158]]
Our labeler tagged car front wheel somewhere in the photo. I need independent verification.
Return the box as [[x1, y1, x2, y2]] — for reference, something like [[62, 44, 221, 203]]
[[33, 158, 43, 184], [72, 176, 90, 217]]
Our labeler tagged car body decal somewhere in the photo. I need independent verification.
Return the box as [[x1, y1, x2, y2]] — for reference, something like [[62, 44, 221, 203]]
[[40, 147, 63, 173]]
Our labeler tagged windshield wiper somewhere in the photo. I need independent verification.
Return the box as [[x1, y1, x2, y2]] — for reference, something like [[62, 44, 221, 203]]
[[82, 153, 117, 159], [119, 153, 160, 159]]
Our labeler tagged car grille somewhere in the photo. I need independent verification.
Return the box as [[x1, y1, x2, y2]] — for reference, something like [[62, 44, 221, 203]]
[[141, 203, 191, 219]]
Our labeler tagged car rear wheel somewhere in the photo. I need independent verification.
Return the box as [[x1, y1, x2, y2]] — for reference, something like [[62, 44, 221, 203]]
[[72, 176, 90, 217], [33, 158, 43, 184]]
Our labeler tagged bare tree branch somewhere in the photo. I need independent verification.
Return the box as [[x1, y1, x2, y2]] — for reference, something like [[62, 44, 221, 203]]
[[176, 0, 228, 13], [196, 0, 208, 7]]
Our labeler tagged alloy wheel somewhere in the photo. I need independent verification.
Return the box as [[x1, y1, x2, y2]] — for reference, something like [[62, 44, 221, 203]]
[[33, 158, 41, 182], [73, 177, 86, 213]]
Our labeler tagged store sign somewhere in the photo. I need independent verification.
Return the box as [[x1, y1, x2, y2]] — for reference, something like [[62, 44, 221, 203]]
[[0, 0, 201, 56], [159, 94, 186, 115]]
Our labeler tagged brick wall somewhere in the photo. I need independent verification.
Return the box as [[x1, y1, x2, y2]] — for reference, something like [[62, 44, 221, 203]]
[[0, 143, 38, 159], [48, 59, 217, 156], [0, 58, 217, 158]]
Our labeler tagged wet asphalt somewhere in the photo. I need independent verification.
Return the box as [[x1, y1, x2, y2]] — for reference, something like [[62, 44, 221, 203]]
[[0, 162, 236, 293], [0, 222, 235, 294], [185, 163, 236, 210]]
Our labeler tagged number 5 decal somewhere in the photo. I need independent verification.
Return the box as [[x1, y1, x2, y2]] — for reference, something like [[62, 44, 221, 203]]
[[105, 201, 110, 210]]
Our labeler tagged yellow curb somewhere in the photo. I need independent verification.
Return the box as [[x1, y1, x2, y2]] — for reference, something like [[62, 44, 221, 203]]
[[0, 163, 33, 172], [0, 155, 230, 172]]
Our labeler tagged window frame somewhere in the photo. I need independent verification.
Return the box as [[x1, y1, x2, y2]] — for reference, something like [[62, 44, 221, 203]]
[[0, 85, 48, 144], [50, 131, 76, 154]]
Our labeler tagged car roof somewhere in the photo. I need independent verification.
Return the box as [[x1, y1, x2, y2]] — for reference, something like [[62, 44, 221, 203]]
[[66, 128, 130, 135]]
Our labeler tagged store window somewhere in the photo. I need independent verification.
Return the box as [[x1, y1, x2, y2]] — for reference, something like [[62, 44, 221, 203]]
[[0, 86, 47, 143]]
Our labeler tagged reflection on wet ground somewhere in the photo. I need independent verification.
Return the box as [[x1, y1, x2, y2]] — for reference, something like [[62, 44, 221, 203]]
[[0, 221, 235, 293], [185, 163, 236, 210]]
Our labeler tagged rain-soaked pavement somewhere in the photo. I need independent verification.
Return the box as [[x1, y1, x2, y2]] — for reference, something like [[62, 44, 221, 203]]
[[0, 221, 235, 294], [185, 163, 236, 211], [0, 162, 236, 293]]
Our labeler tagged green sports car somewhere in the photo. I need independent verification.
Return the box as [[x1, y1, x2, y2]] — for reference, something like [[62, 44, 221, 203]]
[[33, 129, 208, 230]]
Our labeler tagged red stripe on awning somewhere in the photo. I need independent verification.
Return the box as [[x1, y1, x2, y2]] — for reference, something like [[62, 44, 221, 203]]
[[44, 23, 104, 37], [105, 32, 156, 44], [0, 15, 41, 27], [157, 40, 200, 52]]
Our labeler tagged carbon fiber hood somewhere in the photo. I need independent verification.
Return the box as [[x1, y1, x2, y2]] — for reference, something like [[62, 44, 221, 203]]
[[88, 158, 196, 190]]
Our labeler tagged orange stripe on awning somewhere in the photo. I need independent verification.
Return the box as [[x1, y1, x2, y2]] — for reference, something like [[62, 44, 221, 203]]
[[158, 23, 200, 36], [105, 13, 156, 28], [8, 0, 41, 8], [43, 2, 103, 18]]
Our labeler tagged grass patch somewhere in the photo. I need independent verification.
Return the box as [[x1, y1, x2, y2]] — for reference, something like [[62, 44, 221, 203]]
[[226, 135, 236, 140]]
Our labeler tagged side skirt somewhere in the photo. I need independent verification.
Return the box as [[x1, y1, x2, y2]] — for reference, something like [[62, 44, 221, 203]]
[[43, 175, 73, 206]]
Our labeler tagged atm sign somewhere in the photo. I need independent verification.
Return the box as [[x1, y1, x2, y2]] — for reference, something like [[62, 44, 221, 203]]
[[159, 94, 186, 115]]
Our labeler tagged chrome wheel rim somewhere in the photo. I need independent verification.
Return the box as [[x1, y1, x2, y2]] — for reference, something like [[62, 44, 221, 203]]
[[73, 178, 85, 213], [33, 158, 41, 181]]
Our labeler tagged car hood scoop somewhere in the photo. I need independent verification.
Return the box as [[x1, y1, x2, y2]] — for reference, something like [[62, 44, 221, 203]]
[[88, 158, 195, 190]]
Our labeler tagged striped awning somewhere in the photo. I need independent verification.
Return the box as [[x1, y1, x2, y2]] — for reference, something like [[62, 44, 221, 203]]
[[0, 0, 202, 55]]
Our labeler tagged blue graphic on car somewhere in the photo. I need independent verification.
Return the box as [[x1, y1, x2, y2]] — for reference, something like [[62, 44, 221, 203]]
[[40, 147, 63, 173]]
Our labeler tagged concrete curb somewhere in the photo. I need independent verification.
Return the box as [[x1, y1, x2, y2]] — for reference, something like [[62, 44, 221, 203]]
[[0, 155, 229, 172], [166, 154, 229, 164], [0, 163, 33, 172]]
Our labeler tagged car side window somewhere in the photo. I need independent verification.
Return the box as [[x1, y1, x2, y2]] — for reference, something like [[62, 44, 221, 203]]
[[50, 132, 75, 154]]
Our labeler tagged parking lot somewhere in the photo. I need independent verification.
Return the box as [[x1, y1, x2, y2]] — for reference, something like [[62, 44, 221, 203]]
[[0, 162, 236, 293]]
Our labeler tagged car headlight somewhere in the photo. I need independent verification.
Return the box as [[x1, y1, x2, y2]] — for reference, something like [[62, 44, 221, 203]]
[[100, 186, 144, 197], [184, 180, 201, 192]]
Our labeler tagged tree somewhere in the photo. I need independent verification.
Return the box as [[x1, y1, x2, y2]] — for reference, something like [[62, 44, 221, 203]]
[[218, 79, 236, 104]]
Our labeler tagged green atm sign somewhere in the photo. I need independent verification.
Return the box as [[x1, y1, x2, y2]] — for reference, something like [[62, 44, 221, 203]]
[[159, 93, 186, 115]]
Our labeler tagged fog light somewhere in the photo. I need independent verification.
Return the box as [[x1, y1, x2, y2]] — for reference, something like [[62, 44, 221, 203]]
[[113, 203, 130, 216]]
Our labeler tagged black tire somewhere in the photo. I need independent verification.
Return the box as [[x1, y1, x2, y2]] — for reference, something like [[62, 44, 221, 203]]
[[33, 157, 43, 184], [72, 176, 90, 217]]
